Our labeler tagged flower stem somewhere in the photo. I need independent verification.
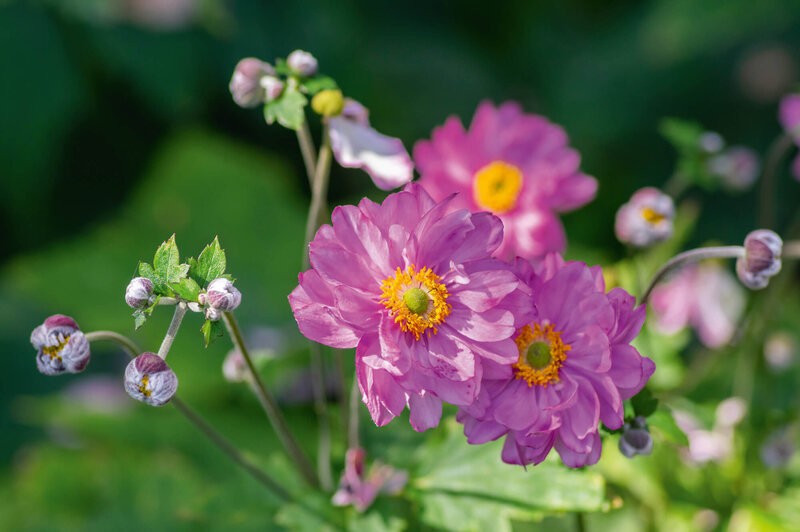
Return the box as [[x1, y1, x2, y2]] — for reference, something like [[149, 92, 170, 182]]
[[758, 133, 794, 229], [84, 331, 291, 501], [348, 373, 360, 449], [576, 512, 587, 532], [296, 119, 317, 187], [663, 171, 689, 201], [157, 302, 187, 359], [302, 123, 333, 270], [221, 311, 320, 488], [640, 246, 745, 305]]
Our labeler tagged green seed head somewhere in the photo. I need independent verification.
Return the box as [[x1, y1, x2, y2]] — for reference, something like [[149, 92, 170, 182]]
[[526, 341, 552, 369], [403, 288, 429, 315], [311, 89, 344, 117]]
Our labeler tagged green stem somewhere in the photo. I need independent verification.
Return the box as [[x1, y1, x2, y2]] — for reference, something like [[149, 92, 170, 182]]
[[157, 302, 187, 359], [84, 331, 291, 500], [758, 133, 794, 229], [663, 172, 689, 202], [296, 119, 317, 187], [348, 373, 360, 449], [302, 123, 333, 270], [221, 311, 320, 488], [576, 512, 587, 532], [640, 246, 745, 305]]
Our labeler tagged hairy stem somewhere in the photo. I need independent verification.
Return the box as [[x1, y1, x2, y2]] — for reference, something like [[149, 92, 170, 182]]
[[157, 302, 187, 359], [84, 331, 290, 500], [640, 246, 745, 305], [221, 311, 320, 488], [296, 119, 317, 187]]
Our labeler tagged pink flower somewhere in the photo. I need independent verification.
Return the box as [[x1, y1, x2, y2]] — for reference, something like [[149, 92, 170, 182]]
[[779, 93, 800, 181], [289, 184, 528, 431], [414, 101, 597, 259], [650, 263, 745, 348], [329, 99, 414, 191], [456, 254, 654, 468], [614, 187, 675, 247], [331, 448, 408, 512], [31, 315, 91, 375]]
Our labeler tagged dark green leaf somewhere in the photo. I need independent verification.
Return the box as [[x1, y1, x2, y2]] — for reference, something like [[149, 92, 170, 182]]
[[188, 236, 227, 286], [302, 75, 338, 95], [169, 277, 201, 302], [264, 86, 308, 131], [201, 319, 224, 347], [631, 387, 659, 418]]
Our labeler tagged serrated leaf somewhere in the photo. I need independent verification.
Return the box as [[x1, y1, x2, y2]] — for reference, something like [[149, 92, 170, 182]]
[[649, 407, 689, 446], [302, 75, 338, 95], [201, 319, 224, 347], [153, 234, 190, 285], [264, 86, 308, 131], [169, 277, 201, 302], [188, 236, 227, 285], [133, 309, 147, 330], [138, 262, 156, 281], [631, 387, 659, 418]]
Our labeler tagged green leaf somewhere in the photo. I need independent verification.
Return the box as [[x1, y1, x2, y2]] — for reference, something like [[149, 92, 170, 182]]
[[273, 58, 292, 76], [138, 262, 156, 282], [188, 236, 227, 286], [153, 234, 190, 285], [132, 309, 147, 330], [416, 491, 543, 532], [264, 86, 308, 131], [659, 117, 703, 151], [201, 319, 224, 347], [169, 277, 201, 302], [302, 75, 338, 95], [648, 407, 689, 446], [631, 387, 659, 418]]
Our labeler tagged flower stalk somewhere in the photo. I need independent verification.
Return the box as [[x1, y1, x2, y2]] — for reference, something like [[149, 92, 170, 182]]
[[157, 302, 188, 359]]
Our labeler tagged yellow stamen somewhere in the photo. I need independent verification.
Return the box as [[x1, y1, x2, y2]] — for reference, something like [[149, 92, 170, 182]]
[[473, 161, 523, 213], [41, 336, 69, 361], [641, 207, 665, 224], [380, 265, 451, 340], [512, 322, 570, 387], [138, 375, 152, 397]]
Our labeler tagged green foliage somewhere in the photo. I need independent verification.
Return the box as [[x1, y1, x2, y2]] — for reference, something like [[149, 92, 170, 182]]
[[264, 86, 308, 131], [201, 318, 224, 347], [138, 234, 190, 298], [632, 387, 659, 418], [188, 236, 228, 287], [648, 407, 689, 447], [302, 76, 339, 96], [169, 277, 201, 302]]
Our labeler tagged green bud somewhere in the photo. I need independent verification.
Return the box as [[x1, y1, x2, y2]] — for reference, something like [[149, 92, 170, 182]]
[[311, 89, 344, 117]]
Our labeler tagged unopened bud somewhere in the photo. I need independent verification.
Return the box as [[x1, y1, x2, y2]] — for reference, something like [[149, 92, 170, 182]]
[[311, 89, 344, 117], [124, 352, 178, 407], [708, 146, 760, 191], [618, 416, 653, 458], [260, 76, 285, 102], [31, 315, 91, 375], [736, 229, 782, 289], [614, 187, 675, 247], [698, 131, 724, 153], [229, 58, 276, 108], [203, 278, 242, 312], [125, 277, 154, 308], [287, 49, 318, 77]]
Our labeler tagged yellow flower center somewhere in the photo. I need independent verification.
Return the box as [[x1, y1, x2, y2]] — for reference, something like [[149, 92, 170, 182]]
[[641, 207, 665, 225], [380, 265, 451, 340], [41, 336, 69, 361], [513, 322, 570, 387], [138, 375, 152, 398], [473, 161, 523, 213]]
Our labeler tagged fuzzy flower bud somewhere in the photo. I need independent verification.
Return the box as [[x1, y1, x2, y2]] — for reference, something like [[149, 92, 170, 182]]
[[287, 49, 318, 77], [736, 229, 782, 289], [229, 58, 276, 108], [618, 416, 654, 458], [311, 89, 344, 117], [708, 146, 760, 191], [125, 277, 154, 308], [260, 75, 285, 102], [31, 315, 91, 375], [698, 131, 724, 154], [124, 352, 178, 407], [614, 187, 675, 247]]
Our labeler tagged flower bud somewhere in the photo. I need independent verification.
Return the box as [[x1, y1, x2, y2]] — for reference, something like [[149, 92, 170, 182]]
[[618, 416, 653, 458], [229, 58, 276, 108], [125, 277, 154, 308], [708, 146, 760, 191], [764, 332, 796, 372], [203, 278, 242, 312], [260, 76, 285, 102], [614, 187, 675, 247], [287, 49, 318, 77], [124, 352, 178, 407], [31, 315, 91, 375], [736, 229, 782, 289], [698, 131, 724, 153], [311, 89, 344, 117]]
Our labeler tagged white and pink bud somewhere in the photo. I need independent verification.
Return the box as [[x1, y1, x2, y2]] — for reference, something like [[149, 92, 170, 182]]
[[708, 146, 760, 191], [286, 49, 318, 77], [125, 277, 154, 308], [124, 352, 178, 407], [736, 229, 782, 290], [199, 278, 241, 321], [31, 315, 91, 376], [614, 187, 675, 247], [260, 75, 285, 102], [229, 58, 276, 108]]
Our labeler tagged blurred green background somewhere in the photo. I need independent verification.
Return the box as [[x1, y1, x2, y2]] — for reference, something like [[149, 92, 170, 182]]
[[2, 0, 800, 530]]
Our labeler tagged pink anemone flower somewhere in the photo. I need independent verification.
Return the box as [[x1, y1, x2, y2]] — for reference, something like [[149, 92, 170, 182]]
[[414, 101, 597, 259], [289, 184, 528, 431], [457, 254, 654, 468]]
